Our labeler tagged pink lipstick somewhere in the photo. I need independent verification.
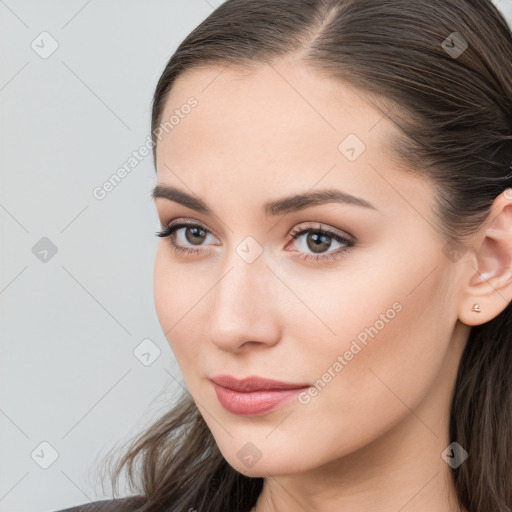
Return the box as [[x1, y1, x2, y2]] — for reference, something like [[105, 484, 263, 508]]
[[210, 375, 310, 416]]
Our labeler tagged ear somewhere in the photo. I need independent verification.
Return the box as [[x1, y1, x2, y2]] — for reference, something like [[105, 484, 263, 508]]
[[458, 188, 512, 326]]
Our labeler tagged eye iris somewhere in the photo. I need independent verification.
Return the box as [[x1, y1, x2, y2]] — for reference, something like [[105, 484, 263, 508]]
[[185, 226, 207, 245], [307, 232, 332, 253]]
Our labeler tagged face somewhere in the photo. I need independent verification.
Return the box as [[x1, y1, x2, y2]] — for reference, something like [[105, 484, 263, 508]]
[[152, 59, 468, 478]]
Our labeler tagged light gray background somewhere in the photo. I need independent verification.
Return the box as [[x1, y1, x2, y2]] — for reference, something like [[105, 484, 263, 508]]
[[1, 1, 511, 511]]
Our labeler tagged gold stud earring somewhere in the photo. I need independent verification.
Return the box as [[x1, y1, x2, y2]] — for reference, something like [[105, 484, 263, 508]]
[[471, 303, 481, 313]]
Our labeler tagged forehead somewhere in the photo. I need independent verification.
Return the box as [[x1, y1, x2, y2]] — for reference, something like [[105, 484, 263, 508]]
[[154, 60, 431, 219], [158, 60, 390, 157]]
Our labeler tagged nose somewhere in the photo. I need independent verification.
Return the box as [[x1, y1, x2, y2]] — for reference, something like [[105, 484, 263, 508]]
[[206, 255, 281, 353]]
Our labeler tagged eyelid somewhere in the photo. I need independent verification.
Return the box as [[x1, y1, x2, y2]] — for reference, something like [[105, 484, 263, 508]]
[[162, 218, 220, 239], [287, 222, 354, 243]]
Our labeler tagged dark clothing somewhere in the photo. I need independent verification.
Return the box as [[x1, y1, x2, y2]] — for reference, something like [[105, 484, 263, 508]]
[[53, 495, 146, 512]]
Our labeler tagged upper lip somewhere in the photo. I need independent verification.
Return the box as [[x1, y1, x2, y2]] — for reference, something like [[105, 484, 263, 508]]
[[210, 375, 310, 392]]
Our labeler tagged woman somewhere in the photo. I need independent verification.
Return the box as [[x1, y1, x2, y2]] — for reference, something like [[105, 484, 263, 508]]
[[55, 0, 512, 511]]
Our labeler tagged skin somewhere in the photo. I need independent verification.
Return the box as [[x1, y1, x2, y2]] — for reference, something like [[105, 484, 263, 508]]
[[152, 58, 512, 512]]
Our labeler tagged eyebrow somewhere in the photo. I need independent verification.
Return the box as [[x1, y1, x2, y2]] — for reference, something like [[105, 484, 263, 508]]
[[151, 184, 377, 216]]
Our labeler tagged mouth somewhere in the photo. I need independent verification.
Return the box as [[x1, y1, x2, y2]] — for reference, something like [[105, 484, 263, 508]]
[[209, 375, 310, 416]]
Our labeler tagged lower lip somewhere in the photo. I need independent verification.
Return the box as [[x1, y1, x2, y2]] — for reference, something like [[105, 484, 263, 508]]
[[211, 382, 308, 416]]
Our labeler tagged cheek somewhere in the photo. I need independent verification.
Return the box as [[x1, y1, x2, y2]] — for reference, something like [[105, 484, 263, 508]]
[[153, 248, 172, 331], [289, 234, 453, 377], [287, 264, 453, 452], [153, 247, 206, 366]]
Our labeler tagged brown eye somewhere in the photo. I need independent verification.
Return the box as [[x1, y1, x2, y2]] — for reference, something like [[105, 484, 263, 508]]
[[304, 231, 333, 253], [155, 221, 218, 255], [155, 220, 355, 263], [184, 226, 208, 245], [288, 223, 355, 263]]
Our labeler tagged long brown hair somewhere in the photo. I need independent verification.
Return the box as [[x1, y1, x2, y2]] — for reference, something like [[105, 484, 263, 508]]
[[100, 1, 512, 511]]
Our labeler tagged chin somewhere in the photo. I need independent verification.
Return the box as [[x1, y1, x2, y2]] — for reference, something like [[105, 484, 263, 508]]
[[215, 438, 312, 478]]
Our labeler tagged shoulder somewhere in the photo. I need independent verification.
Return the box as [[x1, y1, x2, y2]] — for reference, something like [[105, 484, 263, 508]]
[[53, 495, 146, 512]]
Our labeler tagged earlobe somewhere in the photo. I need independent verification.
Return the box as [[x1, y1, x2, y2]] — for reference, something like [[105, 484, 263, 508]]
[[458, 188, 512, 326]]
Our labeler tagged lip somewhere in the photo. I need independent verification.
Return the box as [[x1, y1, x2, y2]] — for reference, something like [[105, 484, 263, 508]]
[[209, 375, 310, 416]]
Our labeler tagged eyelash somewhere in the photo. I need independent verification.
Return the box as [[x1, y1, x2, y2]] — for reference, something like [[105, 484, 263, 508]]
[[154, 219, 355, 263]]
